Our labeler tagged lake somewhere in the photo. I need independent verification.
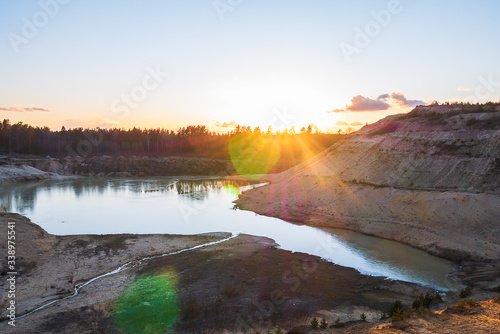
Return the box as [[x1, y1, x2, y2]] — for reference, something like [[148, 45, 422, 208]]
[[0, 177, 459, 290]]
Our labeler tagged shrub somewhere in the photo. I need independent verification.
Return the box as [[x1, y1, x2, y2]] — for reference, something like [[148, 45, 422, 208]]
[[388, 300, 403, 317], [360, 313, 367, 321], [274, 326, 283, 334], [310, 317, 319, 329], [460, 287, 472, 298], [466, 298, 477, 306], [319, 318, 328, 329], [457, 298, 477, 307], [380, 312, 388, 320], [412, 292, 442, 309], [391, 308, 404, 321]]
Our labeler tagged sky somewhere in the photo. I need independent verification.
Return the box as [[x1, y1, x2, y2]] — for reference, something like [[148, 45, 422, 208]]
[[0, 0, 499, 132]]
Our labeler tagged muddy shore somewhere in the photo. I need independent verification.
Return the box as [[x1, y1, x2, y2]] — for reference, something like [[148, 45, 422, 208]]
[[1, 213, 499, 333]]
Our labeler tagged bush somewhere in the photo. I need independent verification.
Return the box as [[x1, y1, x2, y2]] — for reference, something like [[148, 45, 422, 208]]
[[412, 292, 442, 309], [319, 318, 328, 329], [360, 313, 367, 321], [388, 300, 403, 317], [460, 287, 472, 298], [274, 326, 283, 334], [380, 312, 388, 320], [457, 298, 476, 307], [391, 308, 404, 321], [310, 317, 319, 329]]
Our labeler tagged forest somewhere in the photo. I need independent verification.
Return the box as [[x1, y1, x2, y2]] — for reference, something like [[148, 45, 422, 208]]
[[0, 120, 347, 167]]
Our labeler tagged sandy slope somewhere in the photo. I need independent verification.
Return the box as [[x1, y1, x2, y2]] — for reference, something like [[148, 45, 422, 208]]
[[238, 106, 500, 263]]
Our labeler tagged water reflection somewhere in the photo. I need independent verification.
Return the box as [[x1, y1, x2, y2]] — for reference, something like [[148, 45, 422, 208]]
[[0, 177, 459, 290], [0, 177, 253, 212]]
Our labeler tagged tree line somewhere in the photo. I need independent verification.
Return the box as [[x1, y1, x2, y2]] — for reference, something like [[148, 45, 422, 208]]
[[0, 120, 344, 161]]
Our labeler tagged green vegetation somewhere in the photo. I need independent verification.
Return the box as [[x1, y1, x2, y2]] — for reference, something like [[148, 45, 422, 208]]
[[360, 313, 367, 321], [310, 317, 319, 329], [380, 312, 388, 320], [460, 287, 472, 298], [274, 326, 283, 334], [387, 300, 403, 318], [391, 308, 404, 321], [319, 318, 328, 329], [113, 274, 179, 334], [412, 292, 442, 309]]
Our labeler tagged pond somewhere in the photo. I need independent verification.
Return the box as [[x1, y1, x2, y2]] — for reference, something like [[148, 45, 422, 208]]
[[0, 177, 459, 290]]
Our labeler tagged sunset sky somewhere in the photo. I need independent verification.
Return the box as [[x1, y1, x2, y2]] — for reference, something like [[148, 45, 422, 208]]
[[1, 0, 499, 132]]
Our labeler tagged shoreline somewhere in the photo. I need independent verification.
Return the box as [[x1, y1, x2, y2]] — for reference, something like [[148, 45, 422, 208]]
[[1, 213, 499, 333]]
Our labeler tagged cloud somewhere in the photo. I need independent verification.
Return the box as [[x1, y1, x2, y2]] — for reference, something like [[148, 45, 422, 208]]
[[457, 87, 473, 92], [64, 118, 119, 129], [0, 105, 52, 113], [330, 92, 428, 113], [345, 95, 390, 112], [328, 95, 390, 113], [350, 122, 363, 126], [384, 92, 426, 108], [214, 121, 238, 128]]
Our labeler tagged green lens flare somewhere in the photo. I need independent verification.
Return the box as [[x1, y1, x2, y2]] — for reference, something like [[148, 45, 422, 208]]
[[113, 274, 179, 334], [228, 134, 280, 178], [224, 184, 240, 197]]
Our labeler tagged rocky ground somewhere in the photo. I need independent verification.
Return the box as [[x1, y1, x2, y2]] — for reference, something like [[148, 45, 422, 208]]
[[3, 213, 498, 333]]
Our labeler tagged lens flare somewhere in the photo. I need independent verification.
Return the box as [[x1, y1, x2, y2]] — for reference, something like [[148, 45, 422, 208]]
[[228, 134, 280, 178], [224, 184, 240, 198], [113, 272, 179, 334]]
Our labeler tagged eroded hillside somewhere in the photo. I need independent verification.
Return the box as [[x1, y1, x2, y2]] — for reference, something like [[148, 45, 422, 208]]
[[238, 105, 500, 262]]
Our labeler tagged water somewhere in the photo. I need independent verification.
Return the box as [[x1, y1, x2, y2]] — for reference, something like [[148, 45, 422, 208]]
[[0, 177, 459, 290]]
